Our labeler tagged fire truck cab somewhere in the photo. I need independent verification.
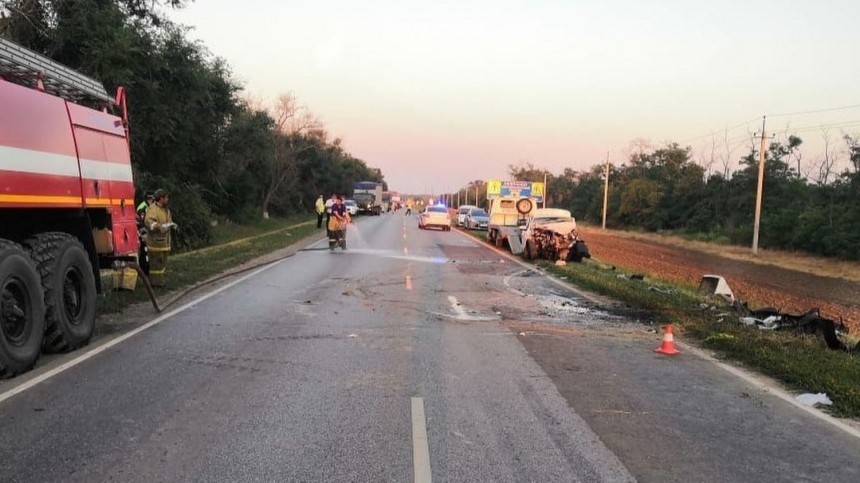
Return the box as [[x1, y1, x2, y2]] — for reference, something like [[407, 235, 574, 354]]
[[0, 37, 138, 377]]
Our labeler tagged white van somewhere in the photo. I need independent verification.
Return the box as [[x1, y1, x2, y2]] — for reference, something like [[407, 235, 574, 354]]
[[456, 205, 477, 226]]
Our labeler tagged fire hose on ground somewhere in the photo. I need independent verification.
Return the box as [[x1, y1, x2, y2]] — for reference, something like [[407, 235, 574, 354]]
[[127, 245, 325, 314]]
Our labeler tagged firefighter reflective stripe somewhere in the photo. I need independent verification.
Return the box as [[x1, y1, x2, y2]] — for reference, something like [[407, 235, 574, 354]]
[[148, 251, 168, 286], [147, 246, 170, 252]]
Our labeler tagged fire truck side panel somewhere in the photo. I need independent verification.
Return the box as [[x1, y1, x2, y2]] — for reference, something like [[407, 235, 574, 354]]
[[100, 135, 137, 256], [0, 77, 138, 260], [73, 127, 113, 206], [66, 104, 138, 258], [0, 79, 83, 208]]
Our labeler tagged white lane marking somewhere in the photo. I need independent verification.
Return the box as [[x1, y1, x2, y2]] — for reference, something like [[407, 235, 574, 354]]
[[411, 397, 433, 483], [680, 343, 860, 441], [0, 259, 287, 406]]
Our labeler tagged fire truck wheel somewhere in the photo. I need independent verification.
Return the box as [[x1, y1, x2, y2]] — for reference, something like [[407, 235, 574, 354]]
[[0, 239, 46, 377], [25, 233, 96, 353]]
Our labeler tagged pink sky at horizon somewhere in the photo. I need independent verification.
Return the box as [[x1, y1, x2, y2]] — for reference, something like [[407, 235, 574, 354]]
[[171, 0, 860, 193]]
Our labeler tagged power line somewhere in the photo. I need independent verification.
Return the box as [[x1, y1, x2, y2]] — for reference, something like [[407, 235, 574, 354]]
[[786, 119, 860, 134], [768, 103, 860, 118], [681, 117, 761, 144], [681, 102, 860, 146]]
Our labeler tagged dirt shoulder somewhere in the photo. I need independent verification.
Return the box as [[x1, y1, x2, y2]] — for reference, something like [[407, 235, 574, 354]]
[[579, 227, 860, 332]]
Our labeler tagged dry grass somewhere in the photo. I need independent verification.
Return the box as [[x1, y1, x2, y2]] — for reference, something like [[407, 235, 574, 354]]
[[582, 226, 860, 282]]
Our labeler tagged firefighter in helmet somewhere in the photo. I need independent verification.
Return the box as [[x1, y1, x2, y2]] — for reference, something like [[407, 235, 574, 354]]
[[144, 189, 177, 287]]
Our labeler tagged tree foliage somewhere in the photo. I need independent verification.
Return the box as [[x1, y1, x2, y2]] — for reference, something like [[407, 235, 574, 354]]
[[1, 0, 384, 247], [455, 138, 859, 260]]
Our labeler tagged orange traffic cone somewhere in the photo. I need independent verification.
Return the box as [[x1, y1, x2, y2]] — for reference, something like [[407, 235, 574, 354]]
[[654, 324, 681, 355]]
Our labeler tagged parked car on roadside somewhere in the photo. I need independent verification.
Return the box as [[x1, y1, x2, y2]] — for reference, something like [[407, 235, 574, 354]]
[[344, 199, 359, 216], [464, 207, 489, 230], [418, 205, 452, 231], [456, 205, 477, 226]]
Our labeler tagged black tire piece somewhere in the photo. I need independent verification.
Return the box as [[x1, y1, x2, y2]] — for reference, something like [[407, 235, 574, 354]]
[[0, 239, 45, 377], [25, 232, 97, 353]]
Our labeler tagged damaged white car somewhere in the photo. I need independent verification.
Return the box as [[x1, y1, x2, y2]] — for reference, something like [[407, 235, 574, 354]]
[[520, 208, 590, 263]]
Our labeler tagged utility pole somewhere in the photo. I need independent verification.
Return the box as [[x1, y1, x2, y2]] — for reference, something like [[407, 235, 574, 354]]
[[543, 171, 548, 208], [602, 152, 610, 230], [752, 116, 769, 254]]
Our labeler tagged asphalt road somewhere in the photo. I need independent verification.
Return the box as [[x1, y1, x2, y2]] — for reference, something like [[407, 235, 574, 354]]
[[1, 213, 858, 482]]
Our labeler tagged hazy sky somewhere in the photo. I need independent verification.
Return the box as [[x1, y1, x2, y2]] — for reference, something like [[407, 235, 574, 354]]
[[170, 0, 860, 193]]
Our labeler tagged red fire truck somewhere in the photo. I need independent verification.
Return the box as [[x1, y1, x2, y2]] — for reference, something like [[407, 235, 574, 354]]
[[0, 38, 139, 376]]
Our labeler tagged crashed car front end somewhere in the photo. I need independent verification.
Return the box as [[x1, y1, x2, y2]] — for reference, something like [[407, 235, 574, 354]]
[[528, 221, 590, 262]]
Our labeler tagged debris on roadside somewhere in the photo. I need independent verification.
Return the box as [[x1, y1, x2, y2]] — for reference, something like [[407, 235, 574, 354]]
[[698, 275, 735, 303], [796, 393, 833, 407], [697, 275, 858, 352]]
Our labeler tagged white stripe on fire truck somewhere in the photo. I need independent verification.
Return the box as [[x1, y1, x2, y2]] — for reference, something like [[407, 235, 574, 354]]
[[79, 159, 134, 182], [0, 145, 133, 182], [0, 145, 80, 177]]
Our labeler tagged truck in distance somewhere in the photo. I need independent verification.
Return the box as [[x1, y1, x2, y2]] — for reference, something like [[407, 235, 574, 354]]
[[352, 181, 383, 215]]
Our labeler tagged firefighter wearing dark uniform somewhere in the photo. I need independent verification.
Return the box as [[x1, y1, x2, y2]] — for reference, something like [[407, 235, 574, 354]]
[[145, 189, 176, 287]]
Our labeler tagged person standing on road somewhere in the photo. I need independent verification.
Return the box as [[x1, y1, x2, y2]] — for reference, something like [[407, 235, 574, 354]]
[[315, 195, 326, 229], [145, 189, 177, 287], [324, 192, 337, 241], [328, 195, 349, 250]]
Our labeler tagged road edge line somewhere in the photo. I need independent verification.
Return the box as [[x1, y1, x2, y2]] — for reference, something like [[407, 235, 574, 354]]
[[451, 229, 860, 441], [680, 342, 860, 440], [0, 258, 287, 406]]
